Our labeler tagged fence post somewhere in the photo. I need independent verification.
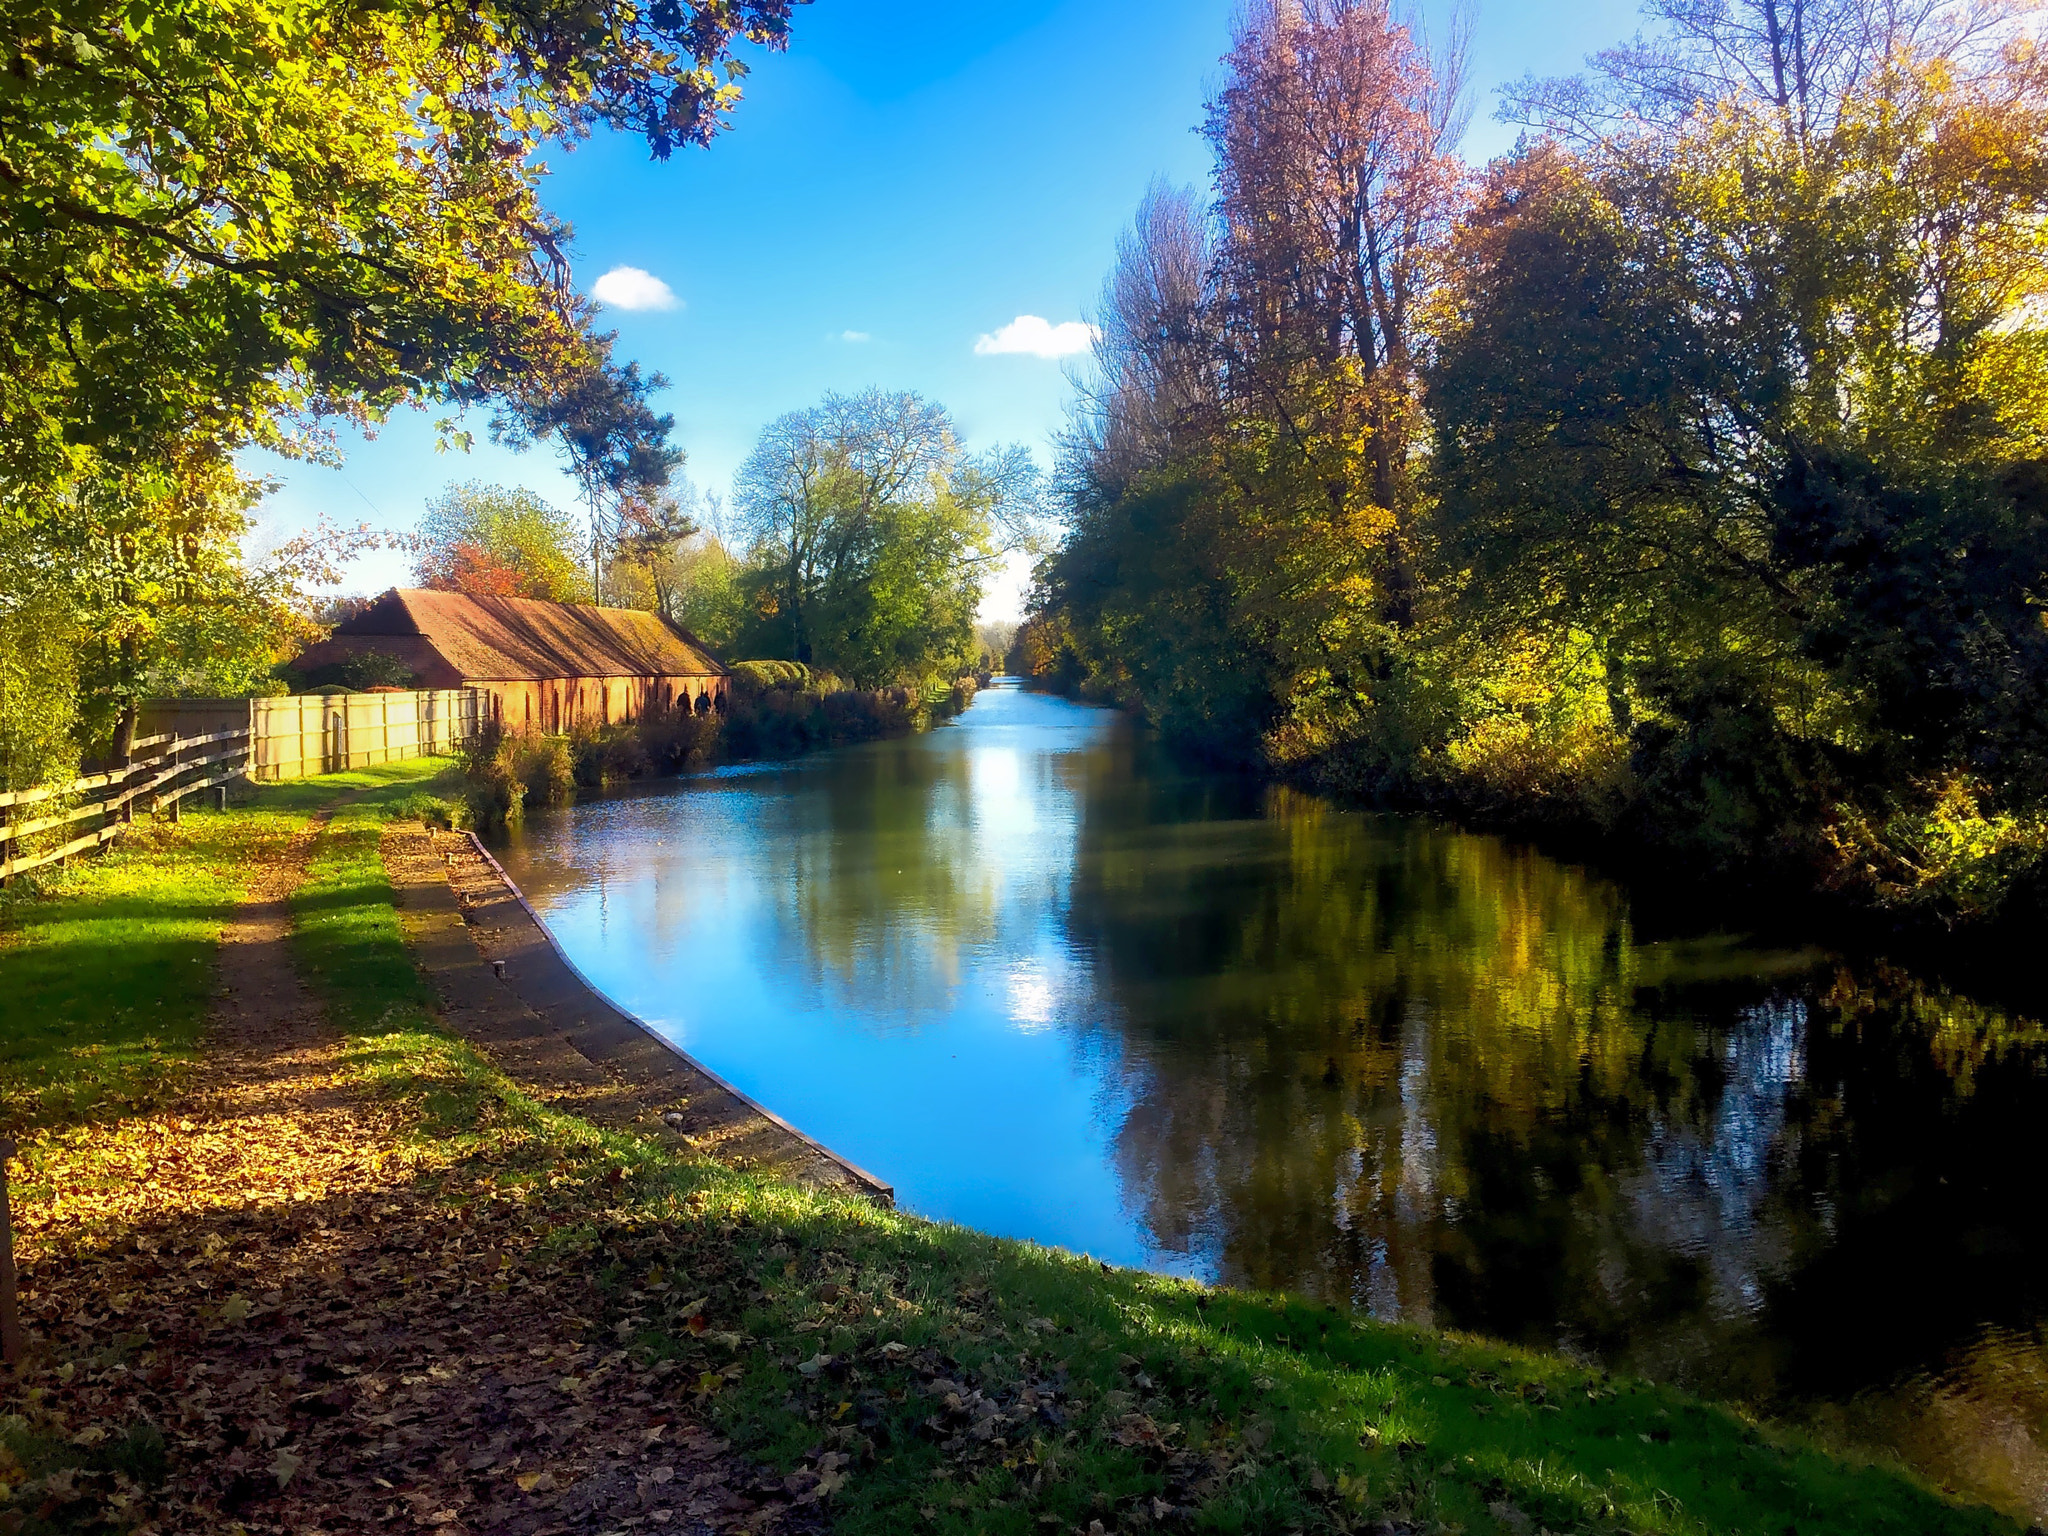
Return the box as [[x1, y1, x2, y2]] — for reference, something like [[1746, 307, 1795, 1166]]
[[0, 1138, 23, 1367]]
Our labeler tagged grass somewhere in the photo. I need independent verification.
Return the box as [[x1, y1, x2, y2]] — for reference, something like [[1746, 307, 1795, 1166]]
[[0, 756, 458, 1136], [273, 789, 2020, 1536]]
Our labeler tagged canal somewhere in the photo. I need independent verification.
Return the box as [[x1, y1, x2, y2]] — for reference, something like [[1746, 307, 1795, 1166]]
[[494, 678, 2048, 1520]]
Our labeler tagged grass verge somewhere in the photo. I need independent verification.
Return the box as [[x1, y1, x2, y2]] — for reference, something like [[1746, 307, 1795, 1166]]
[[281, 801, 2018, 1536], [0, 757, 457, 1139]]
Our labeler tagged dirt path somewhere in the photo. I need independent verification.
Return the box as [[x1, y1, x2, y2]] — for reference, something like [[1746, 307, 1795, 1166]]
[[6, 813, 821, 1535]]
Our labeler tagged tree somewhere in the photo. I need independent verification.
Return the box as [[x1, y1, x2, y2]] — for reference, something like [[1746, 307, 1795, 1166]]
[[1041, 6, 1471, 764], [493, 326, 686, 603], [1, 446, 399, 766], [1063, 180, 1219, 493], [416, 483, 584, 602], [647, 531, 750, 651], [0, 0, 795, 767], [1430, 34, 2048, 898], [612, 490, 702, 608], [0, 0, 798, 508], [734, 390, 1043, 685], [1501, 0, 2026, 148], [1207, 0, 1469, 524]]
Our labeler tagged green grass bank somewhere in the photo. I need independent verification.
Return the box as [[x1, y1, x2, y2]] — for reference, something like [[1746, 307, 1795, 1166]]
[[0, 758, 2023, 1536]]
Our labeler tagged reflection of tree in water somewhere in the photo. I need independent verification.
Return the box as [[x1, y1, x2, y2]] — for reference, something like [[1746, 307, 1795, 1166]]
[[764, 737, 1098, 1023], [1065, 774, 2048, 1484]]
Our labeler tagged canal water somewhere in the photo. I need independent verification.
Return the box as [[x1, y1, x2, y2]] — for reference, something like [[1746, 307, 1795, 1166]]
[[494, 678, 2048, 1520]]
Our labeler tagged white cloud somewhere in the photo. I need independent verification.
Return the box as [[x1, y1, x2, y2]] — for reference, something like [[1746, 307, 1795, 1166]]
[[590, 266, 679, 312], [974, 315, 1098, 359], [839, 330, 872, 343]]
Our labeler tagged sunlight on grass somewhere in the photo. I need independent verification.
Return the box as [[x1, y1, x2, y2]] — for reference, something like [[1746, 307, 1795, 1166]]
[[321, 1005, 2015, 1536], [0, 817, 282, 1133], [0, 754, 461, 1136]]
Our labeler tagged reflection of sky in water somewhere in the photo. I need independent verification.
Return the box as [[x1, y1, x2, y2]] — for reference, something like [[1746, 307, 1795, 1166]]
[[500, 683, 1166, 1268], [1624, 1000, 1807, 1325], [496, 681, 2048, 1520]]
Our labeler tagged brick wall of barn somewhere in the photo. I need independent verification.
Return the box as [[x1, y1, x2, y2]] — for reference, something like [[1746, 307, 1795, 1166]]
[[479, 674, 730, 733]]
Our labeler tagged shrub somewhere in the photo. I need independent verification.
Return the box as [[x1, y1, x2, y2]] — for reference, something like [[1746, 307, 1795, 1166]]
[[942, 675, 979, 718], [390, 791, 463, 830], [1839, 775, 2048, 927], [569, 722, 651, 789], [639, 708, 722, 773], [729, 659, 812, 697], [517, 734, 576, 810], [287, 650, 420, 692], [459, 719, 525, 831]]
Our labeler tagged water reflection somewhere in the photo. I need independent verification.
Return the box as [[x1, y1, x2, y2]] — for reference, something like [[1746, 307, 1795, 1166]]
[[496, 680, 2048, 1520]]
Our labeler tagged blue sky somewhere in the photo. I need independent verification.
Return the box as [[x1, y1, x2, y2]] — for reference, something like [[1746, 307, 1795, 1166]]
[[251, 0, 1642, 617]]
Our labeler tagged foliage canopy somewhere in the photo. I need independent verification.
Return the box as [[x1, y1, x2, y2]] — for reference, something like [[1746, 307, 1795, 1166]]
[[1032, 0, 2048, 927]]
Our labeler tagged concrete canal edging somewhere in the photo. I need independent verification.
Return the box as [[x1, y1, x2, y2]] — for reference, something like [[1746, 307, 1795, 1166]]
[[382, 823, 894, 1205]]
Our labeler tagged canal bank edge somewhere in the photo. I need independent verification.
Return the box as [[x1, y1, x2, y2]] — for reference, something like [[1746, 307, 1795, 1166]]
[[380, 822, 895, 1204]]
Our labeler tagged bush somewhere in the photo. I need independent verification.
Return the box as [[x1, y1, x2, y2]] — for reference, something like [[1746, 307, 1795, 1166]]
[[1837, 775, 2048, 927], [518, 734, 576, 810], [569, 722, 651, 789], [1623, 663, 1848, 878], [459, 720, 525, 832], [639, 708, 723, 773], [456, 665, 944, 824], [729, 659, 812, 697], [390, 790, 463, 830], [941, 675, 979, 718], [287, 650, 420, 693]]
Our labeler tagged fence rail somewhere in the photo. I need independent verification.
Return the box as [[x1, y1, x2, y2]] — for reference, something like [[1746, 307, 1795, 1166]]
[[1, 688, 483, 882]]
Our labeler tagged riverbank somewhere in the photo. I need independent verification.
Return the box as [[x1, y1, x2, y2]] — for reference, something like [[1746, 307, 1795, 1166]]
[[0, 760, 2025, 1535], [1010, 671, 2048, 993]]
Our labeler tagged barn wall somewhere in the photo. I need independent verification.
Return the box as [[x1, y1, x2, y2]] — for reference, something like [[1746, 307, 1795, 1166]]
[[477, 674, 729, 733]]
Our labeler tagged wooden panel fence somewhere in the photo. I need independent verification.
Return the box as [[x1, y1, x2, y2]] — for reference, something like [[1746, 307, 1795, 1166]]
[[0, 688, 483, 882], [248, 689, 480, 782]]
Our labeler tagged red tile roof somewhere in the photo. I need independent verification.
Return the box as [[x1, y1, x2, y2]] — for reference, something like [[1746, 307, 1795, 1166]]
[[301, 589, 727, 683]]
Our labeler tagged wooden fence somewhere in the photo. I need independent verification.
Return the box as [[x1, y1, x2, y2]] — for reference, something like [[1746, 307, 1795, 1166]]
[[0, 724, 253, 882], [248, 689, 480, 781], [1, 688, 484, 881]]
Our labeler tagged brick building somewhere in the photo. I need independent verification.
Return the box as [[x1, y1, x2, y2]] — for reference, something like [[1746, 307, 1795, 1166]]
[[290, 589, 729, 732]]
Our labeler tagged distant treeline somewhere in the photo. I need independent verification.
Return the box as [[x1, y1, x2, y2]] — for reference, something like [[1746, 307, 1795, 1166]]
[[1017, 0, 2048, 932]]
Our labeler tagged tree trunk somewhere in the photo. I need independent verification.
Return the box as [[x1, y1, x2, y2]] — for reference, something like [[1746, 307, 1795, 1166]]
[[1602, 642, 1633, 737]]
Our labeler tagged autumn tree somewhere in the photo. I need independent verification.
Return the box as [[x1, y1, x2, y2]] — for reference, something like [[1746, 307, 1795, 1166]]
[[1431, 24, 2048, 905], [1501, 0, 2028, 146], [1042, 1, 1472, 763], [1208, 0, 1469, 525], [415, 483, 584, 602]]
